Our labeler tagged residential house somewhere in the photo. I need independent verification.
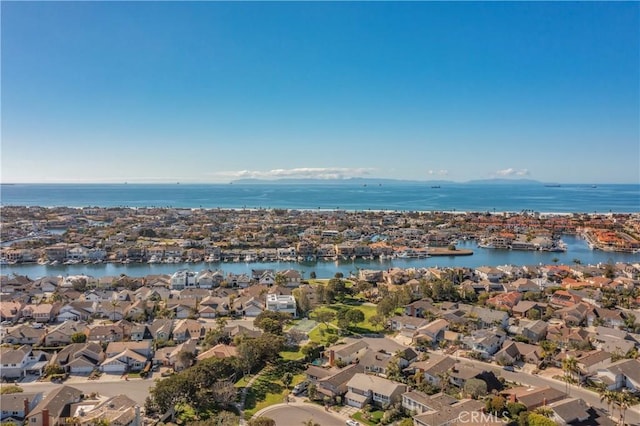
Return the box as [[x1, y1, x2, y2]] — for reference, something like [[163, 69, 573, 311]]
[[87, 324, 125, 343], [71, 394, 140, 426], [414, 319, 449, 346], [512, 301, 548, 319], [197, 343, 237, 361], [597, 358, 640, 391], [155, 339, 198, 371], [0, 392, 43, 424], [0, 345, 48, 379], [326, 340, 369, 366], [390, 315, 429, 335], [502, 386, 566, 410], [2, 325, 46, 346], [149, 319, 174, 342], [130, 324, 153, 341], [412, 399, 485, 426], [486, 292, 522, 311], [548, 398, 592, 426], [265, 294, 297, 317], [401, 390, 457, 415], [25, 386, 83, 426], [461, 329, 506, 359], [278, 269, 302, 287], [407, 354, 457, 386], [345, 373, 407, 408], [172, 319, 204, 343], [313, 364, 365, 400], [105, 341, 152, 359], [522, 320, 548, 343], [51, 342, 105, 374], [44, 321, 89, 346], [404, 299, 435, 318]]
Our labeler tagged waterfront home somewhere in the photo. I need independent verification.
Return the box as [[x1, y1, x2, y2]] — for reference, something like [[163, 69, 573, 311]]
[[25, 386, 83, 426], [345, 373, 407, 408]]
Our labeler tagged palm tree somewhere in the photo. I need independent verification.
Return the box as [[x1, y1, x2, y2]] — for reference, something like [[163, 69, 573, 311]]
[[562, 356, 579, 395], [613, 391, 633, 426], [599, 389, 617, 422]]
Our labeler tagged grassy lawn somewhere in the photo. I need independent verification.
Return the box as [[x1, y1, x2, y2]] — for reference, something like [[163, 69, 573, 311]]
[[352, 410, 384, 425], [280, 348, 305, 360], [234, 375, 251, 388], [310, 302, 382, 336], [243, 364, 305, 420]]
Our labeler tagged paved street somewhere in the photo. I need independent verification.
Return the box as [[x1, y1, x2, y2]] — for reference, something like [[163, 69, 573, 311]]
[[254, 403, 346, 426]]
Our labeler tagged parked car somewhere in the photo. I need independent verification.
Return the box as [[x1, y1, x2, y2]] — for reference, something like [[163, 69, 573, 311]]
[[346, 420, 360, 426], [502, 365, 515, 372], [292, 381, 309, 395]]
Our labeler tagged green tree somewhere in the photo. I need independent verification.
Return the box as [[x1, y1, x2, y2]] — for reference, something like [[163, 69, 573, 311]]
[[368, 314, 385, 331], [346, 308, 365, 326], [254, 311, 291, 335], [282, 372, 293, 390], [314, 310, 336, 329], [71, 332, 87, 343], [463, 378, 487, 399], [527, 413, 557, 426]]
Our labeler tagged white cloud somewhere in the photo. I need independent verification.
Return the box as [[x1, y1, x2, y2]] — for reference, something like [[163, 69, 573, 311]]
[[208, 167, 375, 180], [427, 169, 449, 176], [494, 168, 530, 177]]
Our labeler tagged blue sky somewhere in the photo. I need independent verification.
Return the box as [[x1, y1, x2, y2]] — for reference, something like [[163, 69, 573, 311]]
[[2, 2, 638, 184]]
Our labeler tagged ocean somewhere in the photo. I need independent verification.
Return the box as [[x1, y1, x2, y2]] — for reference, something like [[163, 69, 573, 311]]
[[1, 182, 639, 212], [1, 182, 638, 279]]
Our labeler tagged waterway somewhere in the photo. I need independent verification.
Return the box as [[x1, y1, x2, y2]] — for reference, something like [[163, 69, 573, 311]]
[[1, 236, 637, 279]]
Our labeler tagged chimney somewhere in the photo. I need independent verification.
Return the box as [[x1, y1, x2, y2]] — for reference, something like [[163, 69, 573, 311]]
[[42, 408, 50, 426], [23, 398, 30, 417], [328, 350, 335, 366], [509, 394, 516, 403]]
